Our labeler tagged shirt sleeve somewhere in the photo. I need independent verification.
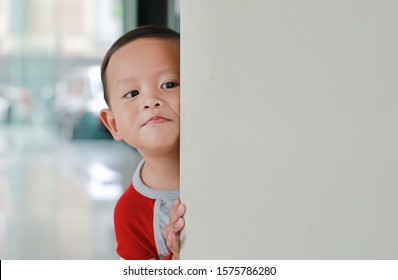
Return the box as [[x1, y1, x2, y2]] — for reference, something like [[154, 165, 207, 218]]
[[114, 208, 154, 260], [113, 185, 157, 260]]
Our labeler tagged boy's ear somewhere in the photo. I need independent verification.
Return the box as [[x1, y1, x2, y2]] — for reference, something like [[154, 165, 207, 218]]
[[100, 109, 123, 141]]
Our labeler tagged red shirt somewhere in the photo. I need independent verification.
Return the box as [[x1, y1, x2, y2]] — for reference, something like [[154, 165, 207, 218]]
[[114, 160, 179, 259]]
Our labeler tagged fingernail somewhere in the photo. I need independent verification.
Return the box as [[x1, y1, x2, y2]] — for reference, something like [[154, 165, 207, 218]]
[[176, 218, 183, 228], [178, 205, 184, 214]]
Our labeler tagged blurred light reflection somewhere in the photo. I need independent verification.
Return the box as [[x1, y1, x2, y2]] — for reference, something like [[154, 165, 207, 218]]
[[87, 162, 123, 200]]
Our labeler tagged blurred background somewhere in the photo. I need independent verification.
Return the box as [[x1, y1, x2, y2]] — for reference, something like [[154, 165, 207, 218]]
[[0, 0, 180, 259]]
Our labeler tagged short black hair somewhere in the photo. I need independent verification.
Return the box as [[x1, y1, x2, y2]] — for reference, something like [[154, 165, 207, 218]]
[[101, 25, 180, 105]]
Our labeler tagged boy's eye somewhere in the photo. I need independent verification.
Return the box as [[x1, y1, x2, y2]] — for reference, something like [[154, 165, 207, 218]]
[[124, 90, 139, 98], [161, 81, 179, 89]]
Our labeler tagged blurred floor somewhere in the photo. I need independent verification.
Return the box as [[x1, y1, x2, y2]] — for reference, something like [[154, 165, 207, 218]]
[[0, 122, 142, 259]]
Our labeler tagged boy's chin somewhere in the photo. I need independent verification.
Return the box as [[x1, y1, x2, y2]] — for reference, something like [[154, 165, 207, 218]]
[[135, 139, 180, 157]]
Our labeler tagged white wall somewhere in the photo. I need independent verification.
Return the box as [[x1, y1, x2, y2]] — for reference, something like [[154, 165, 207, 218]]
[[180, 0, 398, 259]]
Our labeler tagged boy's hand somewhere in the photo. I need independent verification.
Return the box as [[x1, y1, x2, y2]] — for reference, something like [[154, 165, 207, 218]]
[[162, 199, 186, 260]]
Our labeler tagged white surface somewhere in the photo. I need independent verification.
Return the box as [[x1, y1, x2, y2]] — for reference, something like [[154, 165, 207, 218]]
[[180, 0, 398, 259]]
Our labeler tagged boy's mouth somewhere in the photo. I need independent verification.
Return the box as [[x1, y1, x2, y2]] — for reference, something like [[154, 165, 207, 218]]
[[144, 115, 170, 126]]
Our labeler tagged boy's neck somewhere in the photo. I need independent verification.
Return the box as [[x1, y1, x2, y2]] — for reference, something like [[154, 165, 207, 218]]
[[140, 154, 180, 191]]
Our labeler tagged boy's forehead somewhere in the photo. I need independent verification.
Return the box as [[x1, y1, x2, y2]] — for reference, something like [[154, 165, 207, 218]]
[[106, 38, 179, 86], [108, 38, 179, 69]]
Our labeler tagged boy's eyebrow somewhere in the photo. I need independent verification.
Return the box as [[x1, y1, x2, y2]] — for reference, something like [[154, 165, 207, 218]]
[[117, 77, 138, 86], [152, 67, 180, 76], [116, 68, 180, 86]]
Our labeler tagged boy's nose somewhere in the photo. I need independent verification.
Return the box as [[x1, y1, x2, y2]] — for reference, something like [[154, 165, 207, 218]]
[[143, 92, 162, 109], [142, 88, 163, 109], [144, 102, 160, 109]]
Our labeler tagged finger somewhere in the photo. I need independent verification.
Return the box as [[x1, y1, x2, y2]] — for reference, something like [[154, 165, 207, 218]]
[[162, 217, 184, 238], [173, 217, 185, 231], [177, 203, 186, 217], [167, 231, 180, 254], [170, 201, 186, 224], [169, 199, 181, 224], [162, 200, 186, 241], [162, 223, 172, 239]]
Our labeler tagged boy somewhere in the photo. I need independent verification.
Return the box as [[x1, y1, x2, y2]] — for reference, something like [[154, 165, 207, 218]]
[[99, 25, 185, 260]]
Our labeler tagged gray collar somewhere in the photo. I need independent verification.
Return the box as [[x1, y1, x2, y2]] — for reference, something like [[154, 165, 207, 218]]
[[133, 159, 180, 200]]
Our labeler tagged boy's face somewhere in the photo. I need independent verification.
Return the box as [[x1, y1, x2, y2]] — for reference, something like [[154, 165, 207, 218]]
[[100, 38, 180, 157]]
